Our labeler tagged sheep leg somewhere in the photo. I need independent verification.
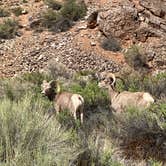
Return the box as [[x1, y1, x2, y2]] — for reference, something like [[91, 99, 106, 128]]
[[55, 104, 60, 115], [73, 111, 77, 121], [80, 112, 83, 124]]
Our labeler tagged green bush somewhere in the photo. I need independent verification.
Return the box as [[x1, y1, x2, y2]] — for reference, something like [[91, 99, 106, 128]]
[[0, 95, 81, 165], [0, 72, 51, 101], [68, 81, 110, 111], [41, 9, 59, 28], [100, 36, 121, 52], [60, 0, 87, 21], [0, 8, 10, 17], [0, 19, 19, 39], [124, 45, 149, 72], [41, 9, 73, 32], [41, 0, 86, 32], [12, 7, 24, 16], [47, 60, 73, 79], [21, 72, 51, 87], [44, 0, 62, 10]]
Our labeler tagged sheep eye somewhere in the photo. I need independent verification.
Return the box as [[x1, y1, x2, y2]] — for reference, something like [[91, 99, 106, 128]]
[[108, 78, 113, 83]]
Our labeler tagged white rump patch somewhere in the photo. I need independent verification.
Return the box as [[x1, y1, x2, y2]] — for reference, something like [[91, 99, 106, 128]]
[[143, 93, 154, 103], [71, 94, 84, 108]]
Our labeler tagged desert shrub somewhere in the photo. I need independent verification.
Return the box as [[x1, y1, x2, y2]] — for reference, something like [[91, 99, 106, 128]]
[[100, 36, 121, 52], [0, 95, 82, 165], [56, 109, 82, 129], [60, 0, 87, 21], [47, 60, 73, 79], [0, 79, 38, 101], [21, 72, 51, 87], [0, 8, 10, 17], [148, 159, 163, 166], [124, 45, 149, 72], [150, 101, 166, 122], [50, 16, 73, 32], [44, 0, 62, 10], [142, 73, 166, 99], [68, 81, 110, 111], [41, 9, 59, 27], [41, 9, 73, 32], [79, 134, 122, 166], [22, 0, 28, 3], [111, 109, 166, 163], [12, 7, 24, 16], [0, 19, 19, 39], [0, 72, 51, 101], [99, 151, 122, 166], [41, 0, 86, 32]]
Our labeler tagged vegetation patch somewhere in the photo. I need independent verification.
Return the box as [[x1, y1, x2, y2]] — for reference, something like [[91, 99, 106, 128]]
[[0, 8, 10, 17], [116, 71, 166, 99], [100, 36, 121, 52], [124, 45, 149, 72], [60, 0, 87, 21], [68, 81, 109, 111], [43, 0, 62, 10], [0, 19, 19, 39], [12, 7, 24, 16], [41, 0, 87, 32], [111, 109, 166, 162], [0, 95, 81, 165], [0, 70, 166, 165]]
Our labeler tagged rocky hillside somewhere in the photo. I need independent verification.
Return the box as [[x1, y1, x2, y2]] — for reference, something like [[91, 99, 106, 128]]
[[0, 0, 165, 77]]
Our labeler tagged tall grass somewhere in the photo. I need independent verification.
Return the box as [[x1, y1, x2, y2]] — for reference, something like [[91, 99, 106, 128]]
[[0, 70, 166, 165], [0, 95, 81, 165]]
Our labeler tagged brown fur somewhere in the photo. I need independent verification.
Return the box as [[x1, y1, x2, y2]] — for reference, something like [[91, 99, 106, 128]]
[[98, 72, 154, 112], [41, 80, 84, 123]]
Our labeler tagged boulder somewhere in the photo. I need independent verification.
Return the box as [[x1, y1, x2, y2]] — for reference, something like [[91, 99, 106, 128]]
[[98, 0, 166, 42]]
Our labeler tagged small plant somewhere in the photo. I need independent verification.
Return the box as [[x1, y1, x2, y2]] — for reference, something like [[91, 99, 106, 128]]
[[60, 0, 87, 21], [0, 8, 10, 17], [22, 0, 28, 3], [56, 109, 81, 129], [68, 81, 109, 111], [41, 9, 59, 28], [100, 151, 122, 166], [47, 60, 73, 79], [0, 19, 19, 39], [44, 0, 62, 10], [100, 36, 121, 52], [148, 159, 163, 166], [41, 8, 73, 32], [12, 7, 24, 16], [124, 45, 149, 72]]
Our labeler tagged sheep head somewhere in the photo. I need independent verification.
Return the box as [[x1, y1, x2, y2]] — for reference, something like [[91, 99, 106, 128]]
[[41, 80, 56, 101], [98, 72, 116, 89]]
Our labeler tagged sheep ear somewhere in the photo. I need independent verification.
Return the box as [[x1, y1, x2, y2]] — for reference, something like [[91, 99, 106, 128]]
[[49, 80, 56, 87]]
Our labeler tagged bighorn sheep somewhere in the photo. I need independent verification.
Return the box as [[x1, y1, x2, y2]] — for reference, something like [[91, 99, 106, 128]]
[[41, 80, 84, 123], [98, 72, 154, 113]]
